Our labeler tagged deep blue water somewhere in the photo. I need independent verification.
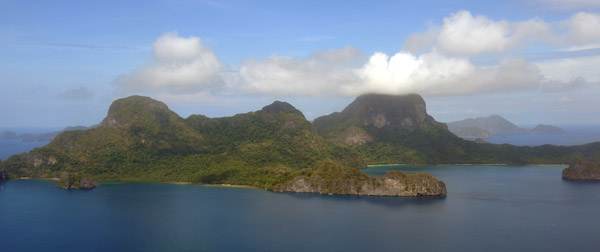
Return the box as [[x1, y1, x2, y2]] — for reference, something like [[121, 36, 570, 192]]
[[2, 165, 600, 252]]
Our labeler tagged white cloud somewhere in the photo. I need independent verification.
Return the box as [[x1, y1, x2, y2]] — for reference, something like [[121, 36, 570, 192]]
[[239, 47, 364, 96], [404, 10, 600, 56], [356, 51, 541, 96], [116, 32, 224, 94], [562, 12, 600, 46], [114, 12, 599, 100], [239, 48, 542, 97], [405, 11, 553, 56]]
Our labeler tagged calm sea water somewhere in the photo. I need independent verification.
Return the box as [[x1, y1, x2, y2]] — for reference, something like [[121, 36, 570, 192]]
[[2, 165, 600, 252]]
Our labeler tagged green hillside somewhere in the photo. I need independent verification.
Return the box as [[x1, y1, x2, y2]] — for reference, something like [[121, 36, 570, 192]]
[[0, 96, 364, 189], [314, 93, 600, 165]]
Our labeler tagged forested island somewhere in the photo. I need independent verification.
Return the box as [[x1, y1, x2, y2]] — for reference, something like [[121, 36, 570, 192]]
[[1, 93, 599, 195]]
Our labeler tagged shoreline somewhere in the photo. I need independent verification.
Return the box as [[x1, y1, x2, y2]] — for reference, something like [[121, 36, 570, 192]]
[[367, 163, 568, 167]]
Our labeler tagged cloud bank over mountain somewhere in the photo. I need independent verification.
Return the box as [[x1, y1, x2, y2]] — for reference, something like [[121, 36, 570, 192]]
[[116, 11, 600, 98]]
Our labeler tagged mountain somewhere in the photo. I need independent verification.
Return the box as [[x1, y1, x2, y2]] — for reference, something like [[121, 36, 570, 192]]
[[447, 115, 529, 136], [532, 124, 567, 134], [0, 95, 445, 195], [447, 115, 566, 138], [313, 93, 600, 165]]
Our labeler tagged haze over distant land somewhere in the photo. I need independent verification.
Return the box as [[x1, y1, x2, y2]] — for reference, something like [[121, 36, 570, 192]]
[[1, 0, 600, 128], [447, 115, 566, 138]]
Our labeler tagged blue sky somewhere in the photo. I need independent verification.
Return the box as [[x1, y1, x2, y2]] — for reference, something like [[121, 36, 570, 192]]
[[1, 0, 600, 127]]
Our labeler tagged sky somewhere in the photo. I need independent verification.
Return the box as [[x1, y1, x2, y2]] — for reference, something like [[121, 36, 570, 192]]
[[1, 0, 600, 127]]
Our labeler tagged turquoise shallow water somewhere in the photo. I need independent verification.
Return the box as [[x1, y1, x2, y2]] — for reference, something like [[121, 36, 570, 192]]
[[1, 165, 600, 252]]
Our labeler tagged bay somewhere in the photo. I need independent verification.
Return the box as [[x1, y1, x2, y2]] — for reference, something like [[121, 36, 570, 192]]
[[1, 165, 599, 252]]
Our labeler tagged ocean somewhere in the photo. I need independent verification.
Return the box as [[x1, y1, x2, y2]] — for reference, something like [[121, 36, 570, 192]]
[[2, 126, 600, 251], [1, 165, 600, 251]]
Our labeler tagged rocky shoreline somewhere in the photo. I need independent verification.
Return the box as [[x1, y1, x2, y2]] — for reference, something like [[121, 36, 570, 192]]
[[562, 161, 600, 180], [275, 163, 447, 196]]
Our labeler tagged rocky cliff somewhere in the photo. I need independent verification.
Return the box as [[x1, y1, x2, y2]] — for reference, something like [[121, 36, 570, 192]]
[[57, 172, 98, 190], [0, 169, 8, 182], [562, 161, 600, 180], [314, 94, 442, 140], [275, 162, 446, 196], [312, 93, 600, 165]]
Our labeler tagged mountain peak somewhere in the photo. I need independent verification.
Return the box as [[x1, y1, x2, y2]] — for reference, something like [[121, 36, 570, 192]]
[[101, 95, 177, 128], [333, 93, 432, 131], [313, 93, 446, 143], [261, 101, 304, 117]]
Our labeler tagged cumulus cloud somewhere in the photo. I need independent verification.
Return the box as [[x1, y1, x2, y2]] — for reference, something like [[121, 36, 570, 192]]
[[239, 48, 542, 97], [405, 11, 552, 56], [116, 32, 224, 94], [405, 10, 600, 56], [562, 12, 600, 46], [58, 87, 93, 101], [114, 12, 598, 99], [239, 47, 364, 96], [357, 52, 541, 96]]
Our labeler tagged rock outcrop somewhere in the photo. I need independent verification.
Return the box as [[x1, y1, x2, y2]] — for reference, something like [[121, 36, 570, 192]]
[[314, 94, 443, 138], [57, 172, 98, 190], [275, 162, 447, 196], [0, 170, 8, 182], [562, 160, 600, 180]]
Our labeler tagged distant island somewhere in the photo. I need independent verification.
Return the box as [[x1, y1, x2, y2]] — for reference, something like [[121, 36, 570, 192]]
[[1, 126, 93, 143], [1, 130, 18, 140], [446, 115, 566, 139], [1, 93, 599, 194]]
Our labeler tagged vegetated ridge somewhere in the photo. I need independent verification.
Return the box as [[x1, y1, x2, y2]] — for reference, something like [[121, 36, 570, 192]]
[[0, 95, 445, 196], [313, 93, 599, 165]]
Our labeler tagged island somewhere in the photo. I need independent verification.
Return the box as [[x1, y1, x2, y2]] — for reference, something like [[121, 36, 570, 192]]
[[2, 93, 599, 192], [57, 172, 98, 190], [562, 161, 600, 180], [1, 131, 18, 140], [446, 115, 566, 139], [0, 95, 446, 195]]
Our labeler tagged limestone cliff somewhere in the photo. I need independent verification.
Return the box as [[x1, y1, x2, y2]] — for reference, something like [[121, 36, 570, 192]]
[[0, 169, 8, 182], [57, 172, 98, 190], [275, 162, 446, 196], [562, 161, 600, 180]]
